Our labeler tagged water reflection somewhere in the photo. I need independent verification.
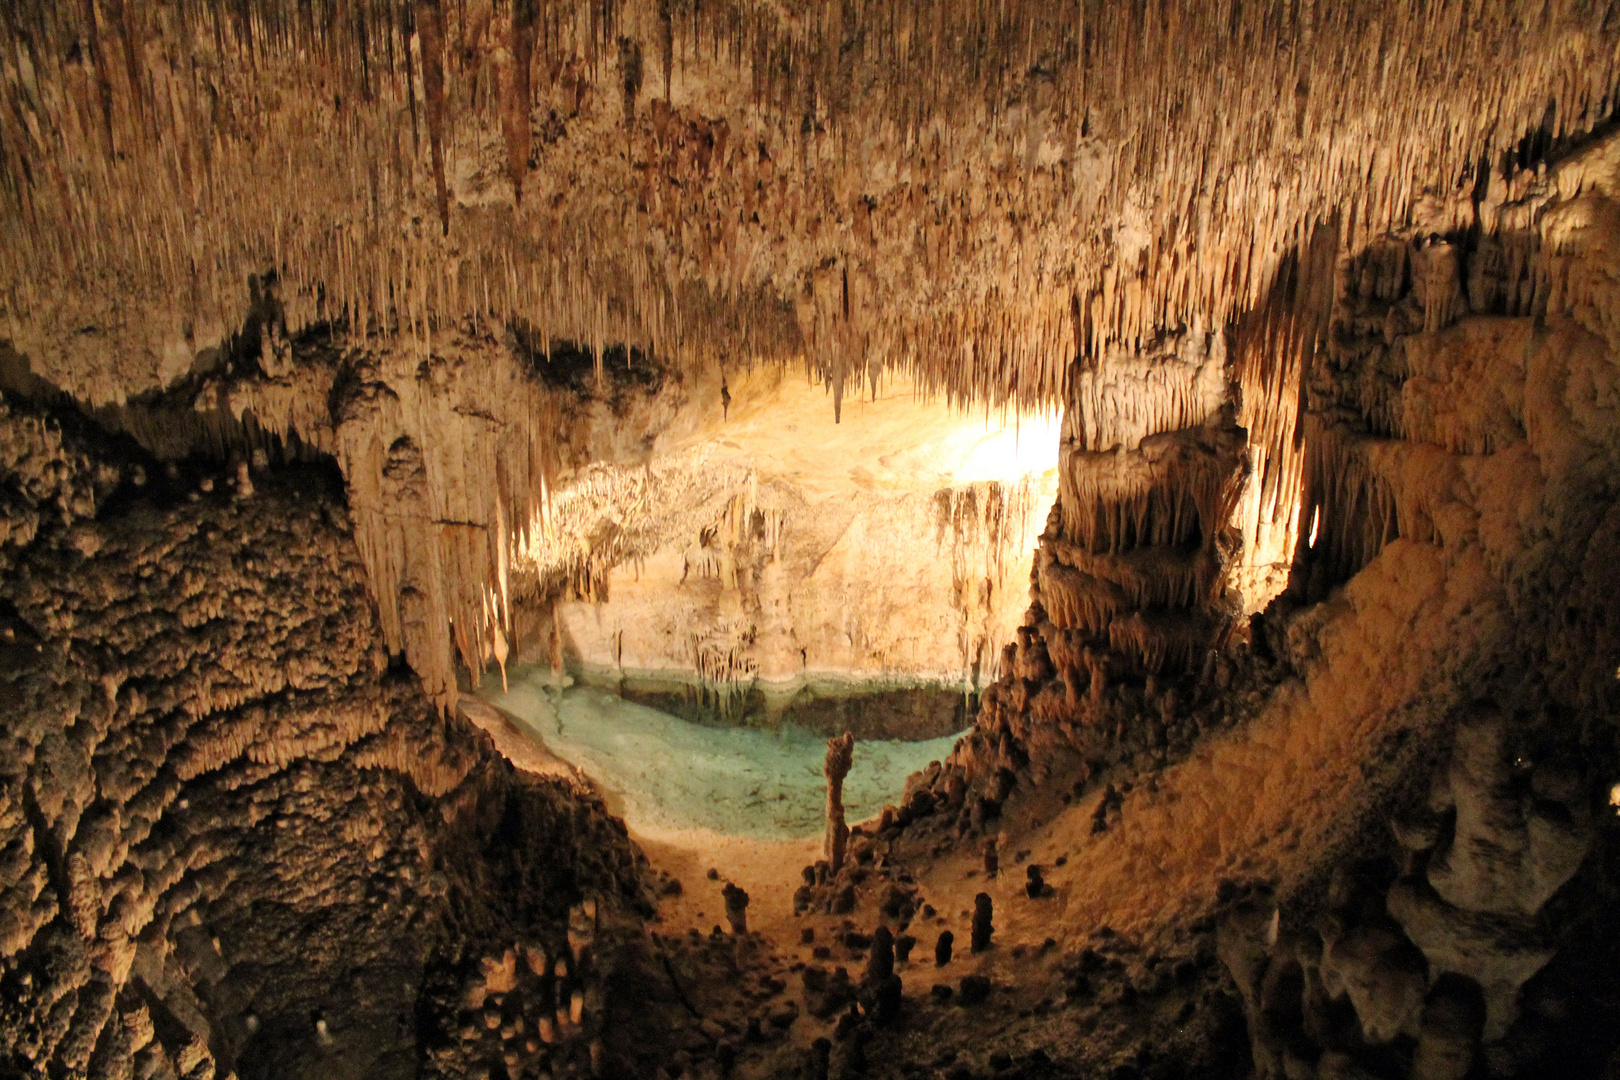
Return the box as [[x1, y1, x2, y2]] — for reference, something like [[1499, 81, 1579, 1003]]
[[481, 666, 967, 839]]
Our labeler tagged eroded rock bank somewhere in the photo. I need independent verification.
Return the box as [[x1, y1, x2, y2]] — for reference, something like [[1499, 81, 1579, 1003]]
[[0, 397, 648, 1079]]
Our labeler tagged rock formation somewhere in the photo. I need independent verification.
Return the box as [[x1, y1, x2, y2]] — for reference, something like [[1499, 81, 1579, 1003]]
[[5, 1, 1620, 1077], [0, 398, 647, 1079], [864, 926, 894, 986], [1195, 130, 1620, 1073], [824, 732, 855, 873], [721, 882, 749, 935], [971, 893, 995, 953], [1217, 698, 1601, 1080], [2, 0, 1615, 725], [1387, 711, 1590, 1040]]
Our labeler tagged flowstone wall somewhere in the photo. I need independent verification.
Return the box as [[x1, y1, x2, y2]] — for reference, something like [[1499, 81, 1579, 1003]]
[[517, 367, 1058, 706], [0, 397, 646, 1080]]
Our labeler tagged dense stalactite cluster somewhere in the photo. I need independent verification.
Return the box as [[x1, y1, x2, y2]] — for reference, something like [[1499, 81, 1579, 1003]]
[[5, 0, 1615, 407], [5, 0, 1616, 714]]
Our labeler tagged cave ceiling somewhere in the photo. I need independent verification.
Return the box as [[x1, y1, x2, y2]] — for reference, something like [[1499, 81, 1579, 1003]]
[[5, 0, 1616, 710], [2, 0, 1613, 407]]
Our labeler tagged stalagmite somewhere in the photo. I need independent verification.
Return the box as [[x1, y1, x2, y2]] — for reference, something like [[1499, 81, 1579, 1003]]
[[865, 927, 895, 985], [722, 882, 749, 935], [824, 732, 855, 873], [971, 893, 994, 953], [493, 623, 510, 692]]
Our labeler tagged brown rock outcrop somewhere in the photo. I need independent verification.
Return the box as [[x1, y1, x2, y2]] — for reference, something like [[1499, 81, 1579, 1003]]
[[0, 398, 646, 1079]]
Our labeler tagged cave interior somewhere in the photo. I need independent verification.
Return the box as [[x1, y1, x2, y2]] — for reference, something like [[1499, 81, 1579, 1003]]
[[4, 2, 1620, 1079]]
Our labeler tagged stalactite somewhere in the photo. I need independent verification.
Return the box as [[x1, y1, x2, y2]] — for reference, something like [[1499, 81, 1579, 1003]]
[[1020, 320, 1252, 680], [3, 0, 1615, 723], [1057, 427, 1247, 556], [933, 476, 1046, 684], [3, 0, 1616, 419], [416, 0, 451, 235], [691, 637, 759, 685], [504, 0, 538, 205], [1297, 420, 1403, 585]]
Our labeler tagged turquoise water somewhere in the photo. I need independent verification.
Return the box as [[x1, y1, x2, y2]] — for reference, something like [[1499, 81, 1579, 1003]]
[[481, 666, 966, 840]]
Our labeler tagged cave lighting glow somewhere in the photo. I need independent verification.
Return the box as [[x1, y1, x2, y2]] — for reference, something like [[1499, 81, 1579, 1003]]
[[953, 408, 1065, 485]]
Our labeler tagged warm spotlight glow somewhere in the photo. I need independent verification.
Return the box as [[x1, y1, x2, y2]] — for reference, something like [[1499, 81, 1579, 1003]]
[[954, 410, 1065, 485]]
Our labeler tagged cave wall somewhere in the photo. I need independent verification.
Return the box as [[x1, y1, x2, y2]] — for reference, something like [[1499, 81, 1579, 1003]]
[[1205, 124, 1620, 1080], [875, 125, 1620, 1080], [508, 368, 1058, 699], [548, 471, 1046, 689], [0, 318, 725, 713], [0, 397, 647, 1079]]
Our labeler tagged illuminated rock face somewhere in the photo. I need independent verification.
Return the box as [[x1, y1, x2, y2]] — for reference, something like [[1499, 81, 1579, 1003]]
[[517, 367, 1059, 698]]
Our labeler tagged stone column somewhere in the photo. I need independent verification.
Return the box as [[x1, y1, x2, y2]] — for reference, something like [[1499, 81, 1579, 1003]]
[[824, 732, 855, 871]]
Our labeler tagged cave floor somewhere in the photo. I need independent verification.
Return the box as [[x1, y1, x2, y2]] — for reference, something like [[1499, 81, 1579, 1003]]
[[466, 666, 969, 946], [460, 675, 1095, 1048], [458, 551, 1457, 1074], [459, 673, 1064, 1039]]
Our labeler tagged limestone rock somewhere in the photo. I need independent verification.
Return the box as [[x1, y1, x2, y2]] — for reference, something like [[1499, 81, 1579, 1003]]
[[1318, 922, 1427, 1044], [1386, 879, 1553, 1042], [971, 894, 994, 953], [1411, 975, 1487, 1080], [1425, 713, 1590, 919]]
